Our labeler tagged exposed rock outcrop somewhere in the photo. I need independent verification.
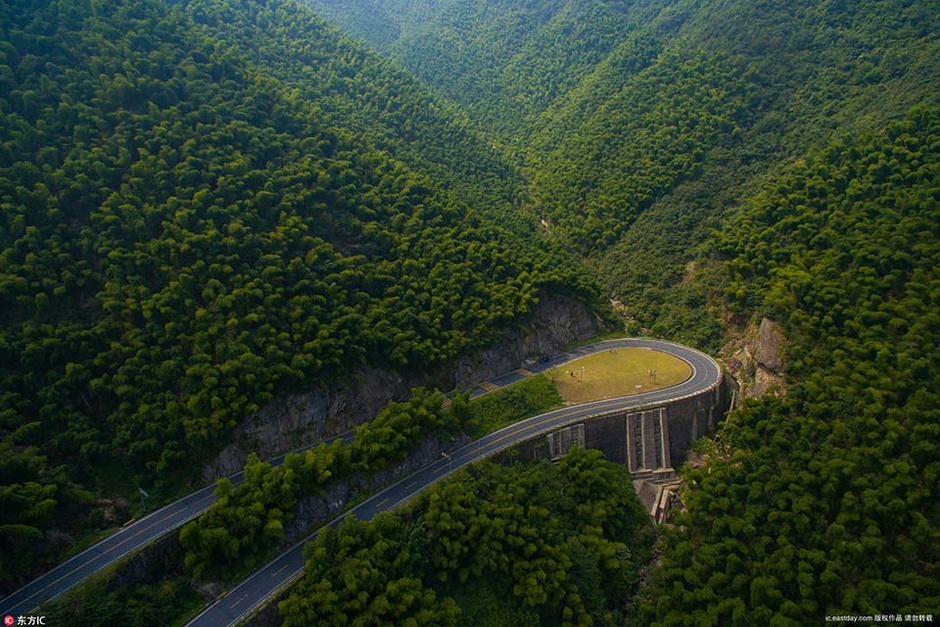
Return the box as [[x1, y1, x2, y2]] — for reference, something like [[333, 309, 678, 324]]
[[203, 366, 407, 481], [203, 296, 599, 481], [723, 316, 786, 399], [106, 531, 184, 593], [450, 295, 597, 389], [283, 433, 470, 545]]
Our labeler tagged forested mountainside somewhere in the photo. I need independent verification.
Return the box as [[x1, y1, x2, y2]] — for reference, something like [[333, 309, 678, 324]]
[[289, 0, 939, 624], [388, 0, 650, 146], [301, 0, 654, 148], [543, 0, 939, 346], [648, 108, 940, 625], [279, 448, 654, 626], [299, 0, 453, 54], [174, 0, 534, 229], [0, 0, 592, 587], [314, 0, 940, 348], [4, 0, 939, 623]]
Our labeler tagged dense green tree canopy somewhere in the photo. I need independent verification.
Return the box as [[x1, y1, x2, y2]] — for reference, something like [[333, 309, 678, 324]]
[[5, 0, 940, 620], [176, 0, 533, 228], [280, 449, 655, 627], [312, 0, 940, 346], [0, 0, 592, 586], [299, 0, 456, 54], [646, 108, 940, 625]]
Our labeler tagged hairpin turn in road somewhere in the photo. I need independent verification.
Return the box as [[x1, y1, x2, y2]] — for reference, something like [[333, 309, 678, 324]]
[[185, 337, 721, 627]]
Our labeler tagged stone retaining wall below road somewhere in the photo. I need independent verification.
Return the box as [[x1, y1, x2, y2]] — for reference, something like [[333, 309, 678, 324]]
[[511, 371, 730, 486]]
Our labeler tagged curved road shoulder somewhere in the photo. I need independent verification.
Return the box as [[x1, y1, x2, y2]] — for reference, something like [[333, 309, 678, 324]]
[[0, 436, 351, 616], [186, 337, 722, 627], [0, 335, 712, 617]]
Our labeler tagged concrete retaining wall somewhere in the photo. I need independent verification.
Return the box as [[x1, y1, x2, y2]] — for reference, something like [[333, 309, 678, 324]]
[[512, 371, 730, 469]]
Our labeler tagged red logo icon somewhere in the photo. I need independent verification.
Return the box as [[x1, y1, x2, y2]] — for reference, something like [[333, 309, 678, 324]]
[[3, 615, 15, 626]]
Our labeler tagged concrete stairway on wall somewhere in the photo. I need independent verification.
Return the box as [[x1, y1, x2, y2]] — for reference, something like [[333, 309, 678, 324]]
[[632, 468, 683, 524]]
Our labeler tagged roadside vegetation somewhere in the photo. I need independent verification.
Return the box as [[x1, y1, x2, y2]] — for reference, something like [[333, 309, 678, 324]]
[[0, 0, 595, 587], [33, 375, 567, 626], [179, 388, 452, 581], [645, 108, 940, 625], [279, 448, 655, 627], [459, 375, 562, 437], [40, 556, 201, 627], [181, 374, 565, 583]]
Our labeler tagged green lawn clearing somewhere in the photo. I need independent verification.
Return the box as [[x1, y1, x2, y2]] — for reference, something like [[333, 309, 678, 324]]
[[549, 347, 691, 404]]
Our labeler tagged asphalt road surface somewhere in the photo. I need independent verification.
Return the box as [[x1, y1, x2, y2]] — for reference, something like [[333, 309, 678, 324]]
[[0, 432, 352, 618], [185, 337, 722, 627]]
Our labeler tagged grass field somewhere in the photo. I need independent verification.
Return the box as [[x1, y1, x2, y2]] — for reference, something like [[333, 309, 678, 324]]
[[550, 347, 691, 404]]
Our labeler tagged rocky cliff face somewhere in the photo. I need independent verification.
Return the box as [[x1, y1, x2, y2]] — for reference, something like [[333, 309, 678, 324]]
[[723, 316, 787, 400], [86, 296, 578, 609], [106, 531, 186, 594], [283, 432, 470, 545], [91, 435, 474, 620], [203, 296, 599, 480], [449, 295, 598, 389]]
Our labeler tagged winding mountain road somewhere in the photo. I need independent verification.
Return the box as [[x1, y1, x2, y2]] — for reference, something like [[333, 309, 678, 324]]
[[2, 338, 719, 621], [185, 337, 722, 627], [0, 434, 352, 618]]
